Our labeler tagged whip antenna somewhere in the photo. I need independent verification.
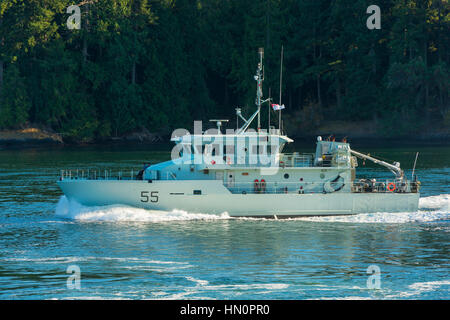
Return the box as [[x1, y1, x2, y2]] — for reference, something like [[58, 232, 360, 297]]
[[412, 152, 419, 180], [268, 87, 271, 130], [279, 45, 284, 133]]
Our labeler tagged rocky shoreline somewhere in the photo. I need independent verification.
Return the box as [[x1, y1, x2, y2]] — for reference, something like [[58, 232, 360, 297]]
[[0, 128, 63, 148], [0, 127, 165, 149], [0, 123, 448, 149]]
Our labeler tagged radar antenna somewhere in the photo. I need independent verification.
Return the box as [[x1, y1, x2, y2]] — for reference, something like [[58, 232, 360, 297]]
[[209, 119, 229, 134], [236, 48, 271, 135]]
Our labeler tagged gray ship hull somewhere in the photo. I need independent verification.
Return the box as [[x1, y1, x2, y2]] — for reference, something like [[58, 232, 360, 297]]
[[57, 179, 419, 217]]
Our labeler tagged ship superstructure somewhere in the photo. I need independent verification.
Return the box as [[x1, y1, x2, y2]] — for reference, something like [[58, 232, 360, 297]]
[[57, 49, 420, 217]]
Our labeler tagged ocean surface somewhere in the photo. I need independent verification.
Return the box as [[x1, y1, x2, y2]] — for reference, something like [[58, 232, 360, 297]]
[[0, 143, 448, 300]]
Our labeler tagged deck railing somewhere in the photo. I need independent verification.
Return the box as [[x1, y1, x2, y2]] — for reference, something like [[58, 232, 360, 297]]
[[60, 169, 139, 181], [59, 170, 420, 194], [59, 169, 178, 181], [225, 179, 419, 194], [279, 153, 314, 167]]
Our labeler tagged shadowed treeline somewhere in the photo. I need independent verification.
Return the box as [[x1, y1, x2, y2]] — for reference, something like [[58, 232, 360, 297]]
[[0, 0, 448, 142]]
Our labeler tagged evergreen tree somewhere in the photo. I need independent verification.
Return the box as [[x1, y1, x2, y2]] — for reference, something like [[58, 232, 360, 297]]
[[0, 64, 31, 128], [0, 0, 448, 140]]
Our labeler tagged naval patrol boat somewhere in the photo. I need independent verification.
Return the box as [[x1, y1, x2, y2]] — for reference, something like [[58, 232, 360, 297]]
[[58, 49, 420, 217]]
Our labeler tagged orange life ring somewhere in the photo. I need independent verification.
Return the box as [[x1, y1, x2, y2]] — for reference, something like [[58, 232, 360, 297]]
[[260, 179, 266, 193], [211, 160, 216, 165], [254, 179, 260, 193], [387, 182, 396, 192]]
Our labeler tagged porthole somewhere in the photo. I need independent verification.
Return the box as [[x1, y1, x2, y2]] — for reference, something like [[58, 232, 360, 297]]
[[320, 173, 325, 179], [284, 173, 289, 179]]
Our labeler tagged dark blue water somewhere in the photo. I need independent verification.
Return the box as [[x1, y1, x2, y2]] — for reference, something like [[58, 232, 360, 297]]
[[0, 144, 448, 299]]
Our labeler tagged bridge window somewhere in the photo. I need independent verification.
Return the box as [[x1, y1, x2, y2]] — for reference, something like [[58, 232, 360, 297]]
[[226, 145, 235, 155], [252, 145, 261, 155], [211, 144, 221, 156]]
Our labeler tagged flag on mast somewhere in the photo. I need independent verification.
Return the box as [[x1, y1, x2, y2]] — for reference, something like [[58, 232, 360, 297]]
[[271, 103, 285, 111]]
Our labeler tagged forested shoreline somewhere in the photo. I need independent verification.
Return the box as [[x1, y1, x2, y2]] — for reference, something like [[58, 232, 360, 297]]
[[0, 0, 449, 144]]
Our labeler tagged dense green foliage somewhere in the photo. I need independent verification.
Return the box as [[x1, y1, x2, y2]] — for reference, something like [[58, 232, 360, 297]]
[[0, 0, 449, 141]]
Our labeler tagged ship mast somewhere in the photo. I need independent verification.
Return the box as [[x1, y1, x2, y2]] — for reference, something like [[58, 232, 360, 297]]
[[279, 45, 283, 133], [256, 47, 264, 132], [236, 48, 270, 135]]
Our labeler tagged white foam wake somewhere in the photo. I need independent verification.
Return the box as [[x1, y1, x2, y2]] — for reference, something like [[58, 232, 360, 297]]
[[294, 194, 449, 223], [55, 196, 230, 222], [55, 194, 449, 224], [419, 194, 450, 210], [384, 280, 450, 299]]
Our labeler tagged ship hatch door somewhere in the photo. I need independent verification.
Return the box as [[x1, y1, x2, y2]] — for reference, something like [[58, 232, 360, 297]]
[[215, 171, 224, 181], [226, 171, 235, 188]]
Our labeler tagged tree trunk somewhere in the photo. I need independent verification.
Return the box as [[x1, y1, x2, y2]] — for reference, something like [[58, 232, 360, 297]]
[[82, 39, 88, 63], [335, 75, 341, 111], [224, 79, 229, 107], [314, 33, 322, 110], [131, 62, 136, 85], [288, 88, 292, 111], [317, 74, 322, 108], [265, 0, 270, 50], [0, 59, 3, 126], [82, 4, 90, 63], [437, 2, 442, 63], [0, 60, 3, 97], [298, 86, 302, 111], [0, 17, 3, 98], [424, 41, 429, 123]]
